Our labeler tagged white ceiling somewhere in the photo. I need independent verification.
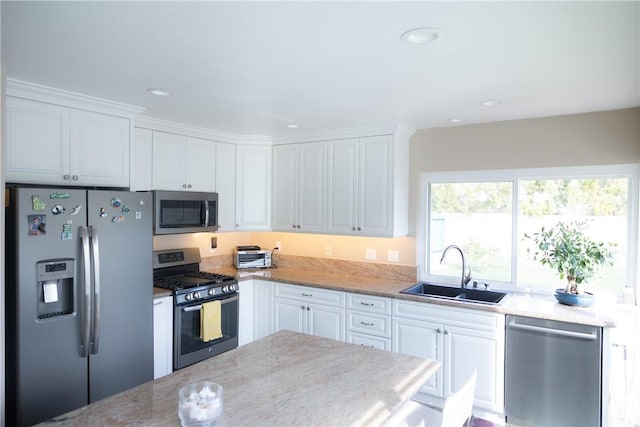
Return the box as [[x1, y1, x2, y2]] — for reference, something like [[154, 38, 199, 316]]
[[2, 1, 639, 137]]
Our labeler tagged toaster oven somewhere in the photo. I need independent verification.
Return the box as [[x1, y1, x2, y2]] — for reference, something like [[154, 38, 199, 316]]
[[234, 246, 272, 269]]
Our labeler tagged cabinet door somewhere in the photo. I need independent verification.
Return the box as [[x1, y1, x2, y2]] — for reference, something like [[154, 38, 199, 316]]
[[152, 131, 186, 190], [131, 128, 153, 191], [153, 296, 173, 379], [392, 317, 444, 397], [326, 138, 358, 234], [253, 280, 274, 340], [273, 298, 306, 334], [236, 145, 271, 230], [308, 304, 345, 341], [358, 135, 392, 235], [185, 137, 215, 192], [215, 142, 236, 232], [272, 145, 298, 231], [238, 280, 255, 346], [445, 325, 504, 413], [298, 142, 326, 232], [5, 97, 69, 184], [69, 110, 130, 187]]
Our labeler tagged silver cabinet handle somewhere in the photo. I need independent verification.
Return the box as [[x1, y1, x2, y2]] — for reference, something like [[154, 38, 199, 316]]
[[360, 321, 374, 326], [360, 302, 374, 307], [182, 184, 187, 188], [357, 226, 361, 231], [72, 175, 79, 181], [63, 174, 70, 180], [90, 226, 101, 354], [80, 227, 91, 357], [187, 184, 192, 188], [436, 328, 442, 333], [292, 224, 296, 229], [301, 293, 313, 297], [352, 226, 356, 231], [153, 300, 163, 306], [444, 330, 449, 335]]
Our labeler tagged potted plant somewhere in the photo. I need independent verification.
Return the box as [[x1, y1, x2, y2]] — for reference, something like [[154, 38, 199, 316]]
[[524, 220, 615, 306]]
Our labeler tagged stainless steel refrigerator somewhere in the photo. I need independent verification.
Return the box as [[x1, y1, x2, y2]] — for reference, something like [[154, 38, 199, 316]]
[[5, 186, 154, 426]]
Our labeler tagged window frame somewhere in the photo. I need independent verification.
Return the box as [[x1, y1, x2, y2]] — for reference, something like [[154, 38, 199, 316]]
[[417, 164, 640, 297]]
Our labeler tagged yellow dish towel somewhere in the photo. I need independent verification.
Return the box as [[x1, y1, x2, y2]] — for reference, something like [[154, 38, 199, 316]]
[[201, 300, 223, 342]]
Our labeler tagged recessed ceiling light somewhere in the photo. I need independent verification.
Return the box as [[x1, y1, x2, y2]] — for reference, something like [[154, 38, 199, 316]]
[[448, 118, 465, 124], [285, 124, 300, 129], [400, 27, 444, 45], [480, 99, 502, 107], [147, 88, 171, 97]]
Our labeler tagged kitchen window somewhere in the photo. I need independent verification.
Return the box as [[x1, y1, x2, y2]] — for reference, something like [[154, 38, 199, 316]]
[[418, 165, 639, 298]]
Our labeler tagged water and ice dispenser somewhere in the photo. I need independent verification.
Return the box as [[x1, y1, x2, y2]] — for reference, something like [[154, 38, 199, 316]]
[[36, 259, 75, 319]]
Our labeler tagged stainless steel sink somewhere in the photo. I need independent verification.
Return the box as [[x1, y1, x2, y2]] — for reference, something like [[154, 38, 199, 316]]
[[400, 282, 508, 305]]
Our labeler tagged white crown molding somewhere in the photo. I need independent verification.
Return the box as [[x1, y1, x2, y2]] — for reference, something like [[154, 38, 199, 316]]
[[271, 123, 416, 145], [135, 115, 273, 145], [6, 78, 145, 118]]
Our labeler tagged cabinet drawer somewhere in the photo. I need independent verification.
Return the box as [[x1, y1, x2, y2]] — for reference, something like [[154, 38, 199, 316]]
[[347, 332, 391, 351], [393, 299, 502, 331], [347, 293, 391, 315], [274, 283, 345, 307], [347, 310, 391, 338]]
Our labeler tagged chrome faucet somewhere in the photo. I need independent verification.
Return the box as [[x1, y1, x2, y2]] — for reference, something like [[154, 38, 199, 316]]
[[440, 245, 472, 288]]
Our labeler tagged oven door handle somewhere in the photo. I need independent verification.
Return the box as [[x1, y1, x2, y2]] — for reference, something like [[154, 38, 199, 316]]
[[181, 295, 239, 312]]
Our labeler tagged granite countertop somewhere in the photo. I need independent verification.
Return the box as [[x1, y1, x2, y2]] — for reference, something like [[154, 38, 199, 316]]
[[41, 331, 440, 427], [220, 267, 626, 327]]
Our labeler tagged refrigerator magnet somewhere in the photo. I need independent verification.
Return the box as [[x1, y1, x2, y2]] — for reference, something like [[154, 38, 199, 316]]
[[28, 215, 47, 236], [61, 223, 73, 240], [121, 205, 131, 214], [70, 204, 82, 215], [135, 211, 142, 220], [49, 192, 70, 199], [51, 204, 65, 215], [110, 197, 122, 208], [111, 215, 125, 223], [31, 195, 46, 211], [99, 207, 107, 217]]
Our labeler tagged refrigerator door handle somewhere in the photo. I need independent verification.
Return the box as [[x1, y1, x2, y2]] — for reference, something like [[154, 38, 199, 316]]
[[90, 226, 101, 355], [81, 226, 91, 357]]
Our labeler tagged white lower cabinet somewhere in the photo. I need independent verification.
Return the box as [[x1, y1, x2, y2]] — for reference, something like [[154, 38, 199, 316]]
[[346, 293, 391, 351], [273, 283, 345, 342], [392, 299, 505, 416], [153, 296, 173, 379], [253, 280, 274, 341], [238, 280, 255, 346]]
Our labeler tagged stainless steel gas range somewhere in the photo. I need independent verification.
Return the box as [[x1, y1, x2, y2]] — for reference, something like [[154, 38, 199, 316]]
[[153, 248, 239, 370]]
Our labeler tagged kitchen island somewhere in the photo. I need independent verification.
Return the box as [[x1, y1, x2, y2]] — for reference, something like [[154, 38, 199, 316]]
[[41, 330, 440, 426]]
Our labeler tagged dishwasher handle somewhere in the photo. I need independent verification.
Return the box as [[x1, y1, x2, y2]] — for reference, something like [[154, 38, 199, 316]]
[[508, 318, 598, 341]]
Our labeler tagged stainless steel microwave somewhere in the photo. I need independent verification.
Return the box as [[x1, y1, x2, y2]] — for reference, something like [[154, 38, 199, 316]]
[[153, 191, 218, 235]]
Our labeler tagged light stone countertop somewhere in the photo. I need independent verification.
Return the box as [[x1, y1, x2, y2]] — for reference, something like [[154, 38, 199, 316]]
[[223, 267, 629, 327], [40, 330, 440, 427]]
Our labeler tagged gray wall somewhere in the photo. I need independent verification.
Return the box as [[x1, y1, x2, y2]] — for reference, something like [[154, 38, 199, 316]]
[[409, 107, 640, 235]]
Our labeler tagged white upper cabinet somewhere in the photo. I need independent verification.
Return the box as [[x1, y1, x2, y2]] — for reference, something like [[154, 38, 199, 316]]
[[6, 96, 130, 187], [215, 141, 236, 232], [151, 130, 215, 192], [131, 128, 153, 191], [272, 142, 325, 232], [235, 144, 271, 230], [327, 133, 409, 237]]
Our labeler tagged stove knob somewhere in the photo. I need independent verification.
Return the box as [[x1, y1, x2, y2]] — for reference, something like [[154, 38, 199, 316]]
[[229, 284, 237, 292], [193, 291, 201, 300], [208, 288, 216, 296], [222, 285, 229, 293], [185, 293, 193, 301]]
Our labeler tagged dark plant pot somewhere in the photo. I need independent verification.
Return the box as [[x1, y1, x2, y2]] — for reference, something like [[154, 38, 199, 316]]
[[554, 289, 595, 307]]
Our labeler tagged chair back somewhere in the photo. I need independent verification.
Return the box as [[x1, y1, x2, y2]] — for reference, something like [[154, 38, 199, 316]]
[[440, 370, 477, 427]]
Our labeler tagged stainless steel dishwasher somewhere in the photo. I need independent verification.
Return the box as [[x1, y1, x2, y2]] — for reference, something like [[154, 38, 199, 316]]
[[505, 315, 602, 427]]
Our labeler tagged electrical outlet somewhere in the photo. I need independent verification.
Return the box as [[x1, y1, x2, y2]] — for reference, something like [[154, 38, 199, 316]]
[[387, 250, 400, 263], [211, 237, 217, 249], [275, 241, 282, 250], [365, 249, 377, 260], [325, 245, 332, 256]]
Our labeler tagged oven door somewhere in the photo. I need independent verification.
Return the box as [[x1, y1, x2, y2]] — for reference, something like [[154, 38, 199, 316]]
[[174, 293, 239, 370]]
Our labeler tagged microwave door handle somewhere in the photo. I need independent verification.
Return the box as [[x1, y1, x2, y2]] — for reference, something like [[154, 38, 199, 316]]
[[203, 200, 210, 227]]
